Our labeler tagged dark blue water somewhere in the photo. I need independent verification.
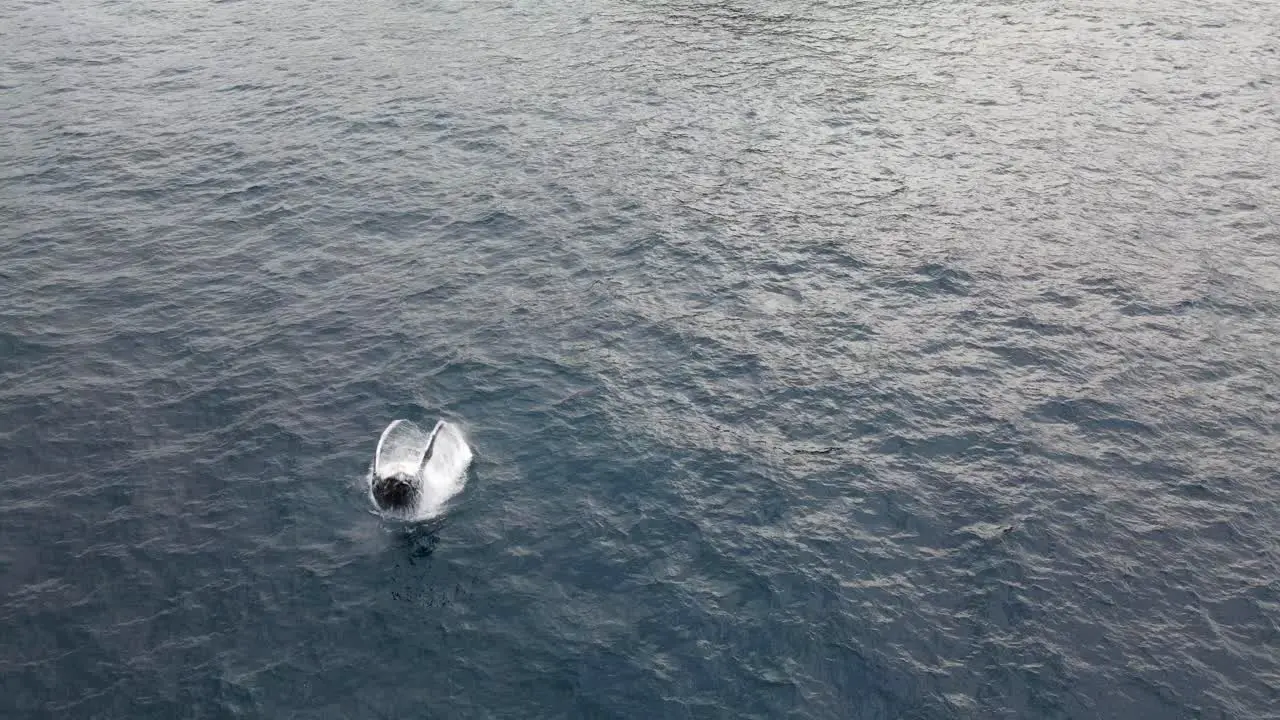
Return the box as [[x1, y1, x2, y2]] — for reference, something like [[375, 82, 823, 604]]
[[3, 0, 1279, 717]]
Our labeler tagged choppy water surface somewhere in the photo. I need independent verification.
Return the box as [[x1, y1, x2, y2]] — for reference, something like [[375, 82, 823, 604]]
[[3, 0, 1279, 717]]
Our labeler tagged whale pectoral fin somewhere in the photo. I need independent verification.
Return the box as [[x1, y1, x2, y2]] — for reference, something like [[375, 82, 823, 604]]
[[374, 419, 408, 477], [417, 420, 445, 474]]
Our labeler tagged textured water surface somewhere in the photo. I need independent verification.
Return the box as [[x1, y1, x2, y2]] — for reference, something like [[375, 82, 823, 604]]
[[3, 0, 1279, 717]]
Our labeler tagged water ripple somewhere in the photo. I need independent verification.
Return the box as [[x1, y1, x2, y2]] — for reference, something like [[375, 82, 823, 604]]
[[3, 0, 1280, 717]]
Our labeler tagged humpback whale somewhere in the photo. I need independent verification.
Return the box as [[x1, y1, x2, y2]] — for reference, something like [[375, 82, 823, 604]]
[[370, 419, 472, 519]]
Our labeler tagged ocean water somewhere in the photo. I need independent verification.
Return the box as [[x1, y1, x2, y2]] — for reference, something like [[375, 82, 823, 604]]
[[2, 0, 1278, 717]]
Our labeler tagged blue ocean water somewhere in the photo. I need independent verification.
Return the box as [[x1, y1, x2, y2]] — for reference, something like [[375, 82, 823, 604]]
[[2, 0, 1278, 717]]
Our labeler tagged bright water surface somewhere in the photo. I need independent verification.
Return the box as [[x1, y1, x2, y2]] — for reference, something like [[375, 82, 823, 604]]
[[3, 0, 1279, 717]]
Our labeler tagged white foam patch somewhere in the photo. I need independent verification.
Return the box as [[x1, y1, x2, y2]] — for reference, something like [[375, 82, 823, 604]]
[[370, 419, 473, 521]]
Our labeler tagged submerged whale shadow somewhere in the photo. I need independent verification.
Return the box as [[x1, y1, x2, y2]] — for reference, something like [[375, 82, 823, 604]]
[[390, 517, 447, 564]]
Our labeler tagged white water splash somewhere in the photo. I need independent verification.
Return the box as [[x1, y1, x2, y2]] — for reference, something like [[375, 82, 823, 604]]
[[369, 419, 473, 521]]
